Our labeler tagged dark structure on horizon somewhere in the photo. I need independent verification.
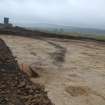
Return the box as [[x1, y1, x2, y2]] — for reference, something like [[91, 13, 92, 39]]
[[0, 17, 12, 28], [4, 17, 9, 25]]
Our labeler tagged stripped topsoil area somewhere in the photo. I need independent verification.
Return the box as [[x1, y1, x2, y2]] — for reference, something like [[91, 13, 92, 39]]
[[0, 35, 105, 105], [0, 38, 53, 105]]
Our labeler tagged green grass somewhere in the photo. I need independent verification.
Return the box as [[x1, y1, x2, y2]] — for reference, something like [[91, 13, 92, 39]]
[[94, 35, 105, 41], [28, 27, 105, 41]]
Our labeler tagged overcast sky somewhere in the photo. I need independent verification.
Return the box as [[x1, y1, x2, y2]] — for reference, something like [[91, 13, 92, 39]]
[[0, 0, 105, 29]]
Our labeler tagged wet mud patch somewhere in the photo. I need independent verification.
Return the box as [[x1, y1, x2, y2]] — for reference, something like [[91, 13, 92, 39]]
[[65, 86, 90, 97], [65, 85, 105, 101], [30, 52, 37, 56], [50, 49, 66, 66], [47, 41, 67, 66]]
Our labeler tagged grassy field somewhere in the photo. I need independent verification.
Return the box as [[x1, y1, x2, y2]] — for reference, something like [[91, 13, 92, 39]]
[[94, 35, 105, 41], [36, 29, 105, 41]]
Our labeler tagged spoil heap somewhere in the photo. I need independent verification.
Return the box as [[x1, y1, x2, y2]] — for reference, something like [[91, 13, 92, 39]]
[[0, 39, 53, 105]]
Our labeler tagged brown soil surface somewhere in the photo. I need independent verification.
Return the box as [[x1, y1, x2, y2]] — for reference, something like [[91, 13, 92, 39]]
[[0, 35, 105, 105], [0, 38, 53, 105]]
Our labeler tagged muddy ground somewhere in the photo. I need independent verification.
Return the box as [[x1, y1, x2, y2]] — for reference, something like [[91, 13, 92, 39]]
[[0, 35, 105, 105], [0, 38, 52, 105]]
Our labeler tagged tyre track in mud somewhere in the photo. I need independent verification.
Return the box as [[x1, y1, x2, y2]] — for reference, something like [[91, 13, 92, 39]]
[[44, 40, 67, 67]]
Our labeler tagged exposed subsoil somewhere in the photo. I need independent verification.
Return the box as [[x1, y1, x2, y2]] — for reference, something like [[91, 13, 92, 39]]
[[0, 35, 105, 105], [0, 38, 53, 105]]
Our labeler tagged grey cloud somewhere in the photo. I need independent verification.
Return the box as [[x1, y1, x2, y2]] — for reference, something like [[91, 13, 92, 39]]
[[0, 0, 105, 29]]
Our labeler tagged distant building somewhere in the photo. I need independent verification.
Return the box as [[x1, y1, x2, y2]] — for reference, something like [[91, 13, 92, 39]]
[[0, 17, 12, 28], [4, 17, 9, 25]]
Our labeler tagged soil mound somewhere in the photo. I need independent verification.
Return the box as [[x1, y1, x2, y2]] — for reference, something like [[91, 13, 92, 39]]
[[0, 39, 53, 105]]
